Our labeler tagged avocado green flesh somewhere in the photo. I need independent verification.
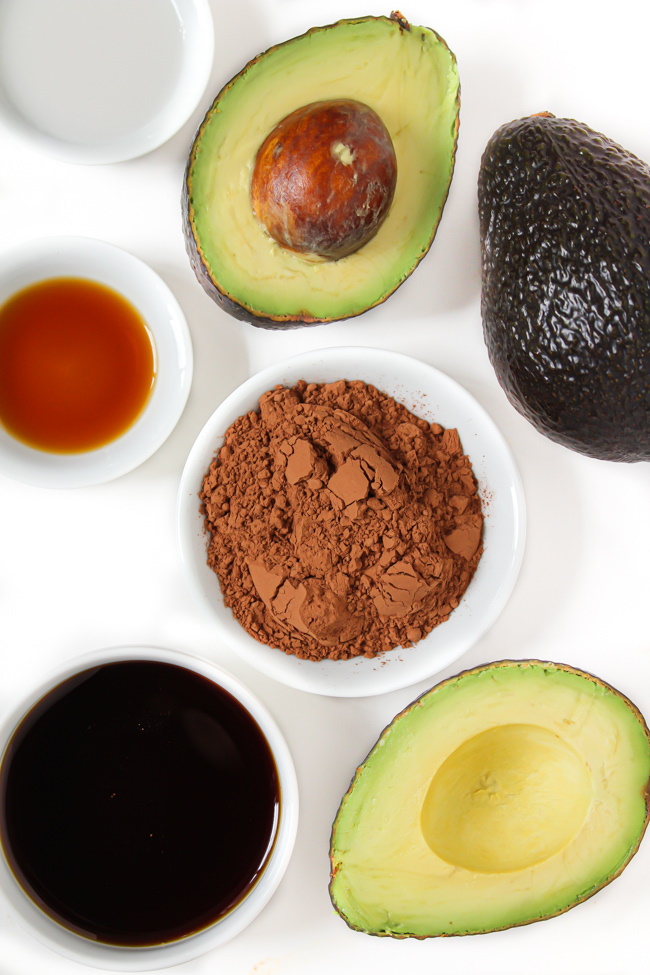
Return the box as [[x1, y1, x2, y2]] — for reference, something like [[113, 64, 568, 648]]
[[329, 661, 650, 937], [187, 16, 459, 322]]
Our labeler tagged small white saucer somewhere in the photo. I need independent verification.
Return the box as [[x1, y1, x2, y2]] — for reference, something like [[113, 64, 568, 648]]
[[0, 236, 193, 488], [0, 0, 214, 164]]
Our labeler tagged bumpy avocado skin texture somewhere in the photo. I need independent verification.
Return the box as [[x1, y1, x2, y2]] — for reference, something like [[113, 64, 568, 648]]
[[329, 660, 650, 938], [183, 14, 460, 329], [478, 115, 650, 462]]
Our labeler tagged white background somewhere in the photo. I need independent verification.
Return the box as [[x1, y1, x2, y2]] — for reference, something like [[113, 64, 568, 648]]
[[1, 1, 649, 974]]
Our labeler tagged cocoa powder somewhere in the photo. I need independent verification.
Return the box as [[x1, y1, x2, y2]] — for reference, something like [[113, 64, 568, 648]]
[[200, 380, 483, 661]]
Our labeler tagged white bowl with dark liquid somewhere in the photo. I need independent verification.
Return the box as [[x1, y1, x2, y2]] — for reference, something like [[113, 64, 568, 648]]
[[0, 645, 299, 970]]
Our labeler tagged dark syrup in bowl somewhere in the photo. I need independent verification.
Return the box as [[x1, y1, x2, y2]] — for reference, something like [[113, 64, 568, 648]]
[[0, 660, 280, 946]]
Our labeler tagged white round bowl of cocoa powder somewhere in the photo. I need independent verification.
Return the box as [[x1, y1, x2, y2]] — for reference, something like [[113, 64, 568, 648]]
[[178, 347, 526, 697]]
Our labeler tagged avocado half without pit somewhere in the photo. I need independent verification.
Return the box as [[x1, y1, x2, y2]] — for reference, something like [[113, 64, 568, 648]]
[[329, 660, 650, 937], [183, 13, 460, 328]]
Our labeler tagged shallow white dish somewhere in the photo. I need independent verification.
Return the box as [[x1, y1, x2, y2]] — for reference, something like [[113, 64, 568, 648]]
[[178, 346, 526, 698], [0, 236, 193, 488], [0, 644, 299, 972], [0, 0, 214, 164]]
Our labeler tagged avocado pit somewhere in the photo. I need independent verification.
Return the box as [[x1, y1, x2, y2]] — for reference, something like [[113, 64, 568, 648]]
[[251, 98, 397, 260], [420, 723, 592, 874]]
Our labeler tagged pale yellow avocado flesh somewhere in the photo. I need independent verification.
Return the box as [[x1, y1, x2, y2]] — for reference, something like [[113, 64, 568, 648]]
[[329, 661, 650, 937], [187, 16, 459, 322]]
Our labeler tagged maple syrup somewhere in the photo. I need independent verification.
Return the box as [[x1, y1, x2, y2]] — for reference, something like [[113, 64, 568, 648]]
[[0, 277, 155, 453], [0, 660, 280, 946]]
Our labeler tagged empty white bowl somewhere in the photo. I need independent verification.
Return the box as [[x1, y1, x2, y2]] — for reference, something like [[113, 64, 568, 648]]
[[177, 346, 526, 698], [0, 0, 214, 164], [0, 236, 193, 488], [0, 645, 298, 971]]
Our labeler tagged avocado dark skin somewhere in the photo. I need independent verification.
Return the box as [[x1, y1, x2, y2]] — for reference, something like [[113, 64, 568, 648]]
[[478, 114, 650, 462]]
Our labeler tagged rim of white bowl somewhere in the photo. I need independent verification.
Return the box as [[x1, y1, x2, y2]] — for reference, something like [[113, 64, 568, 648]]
[[0, 235, 193, 488], [0, 0, 214, 164], [177, 346, 527, 698], [0, 644, 299, 971]]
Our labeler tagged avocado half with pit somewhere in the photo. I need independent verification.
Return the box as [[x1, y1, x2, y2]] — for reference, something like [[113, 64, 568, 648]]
[[330, 660, 650, 937], [183, 13, 460, 328]]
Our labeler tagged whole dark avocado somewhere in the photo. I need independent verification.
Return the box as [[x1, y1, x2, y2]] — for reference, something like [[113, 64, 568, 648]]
[[478, 113, 650, 462]]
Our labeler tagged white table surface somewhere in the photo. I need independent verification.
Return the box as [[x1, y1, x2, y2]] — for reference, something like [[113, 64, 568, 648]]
[[1, 1, 649, 973]]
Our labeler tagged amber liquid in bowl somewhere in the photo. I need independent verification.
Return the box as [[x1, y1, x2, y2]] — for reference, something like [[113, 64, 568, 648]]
[[0, 277, 155, 452], [0, 661, 280, 946]]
